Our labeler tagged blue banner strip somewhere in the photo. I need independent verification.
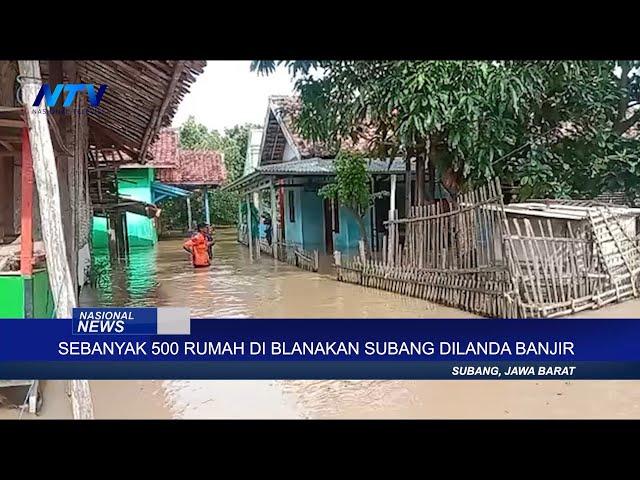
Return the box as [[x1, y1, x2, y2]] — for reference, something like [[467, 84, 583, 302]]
[[0, 361, 638, 379], [1, 318, 640, 379]]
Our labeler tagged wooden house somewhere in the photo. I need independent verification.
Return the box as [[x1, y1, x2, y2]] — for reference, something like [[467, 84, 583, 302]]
[[0, 60, 205, 318]]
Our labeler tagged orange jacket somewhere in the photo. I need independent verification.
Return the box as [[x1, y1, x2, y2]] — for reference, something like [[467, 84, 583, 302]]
[[183, 232, 210, 267]]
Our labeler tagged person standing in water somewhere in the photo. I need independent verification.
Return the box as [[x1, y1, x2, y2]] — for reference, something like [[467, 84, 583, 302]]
[[183, 223, 211, 268]]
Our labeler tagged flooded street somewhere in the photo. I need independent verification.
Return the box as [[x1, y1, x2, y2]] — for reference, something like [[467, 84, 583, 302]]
[[4, 228, 639, 419], [81, 228, 471, 419]]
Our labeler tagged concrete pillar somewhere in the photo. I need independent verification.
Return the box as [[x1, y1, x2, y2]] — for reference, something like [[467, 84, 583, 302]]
[[186, 196, 192, 232], [203, 187, 210, 225], [246, 195, 253, 261]]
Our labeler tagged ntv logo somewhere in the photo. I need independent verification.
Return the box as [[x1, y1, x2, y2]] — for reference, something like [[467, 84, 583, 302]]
[[32, 83, 107, 108]]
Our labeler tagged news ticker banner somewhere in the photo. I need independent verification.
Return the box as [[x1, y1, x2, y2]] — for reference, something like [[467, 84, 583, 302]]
[[1, 307, 640, 379]]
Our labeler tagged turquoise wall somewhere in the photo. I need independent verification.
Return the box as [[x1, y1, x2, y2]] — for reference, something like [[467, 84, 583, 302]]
[[281, 183, 372, 254], [301, 190, 324, 252], [91, 168, 157, 251], [119, 168, 157, 248], [334, 205, 372, 253], [284, 187, 303, 246], [92, 216, 109, 250]]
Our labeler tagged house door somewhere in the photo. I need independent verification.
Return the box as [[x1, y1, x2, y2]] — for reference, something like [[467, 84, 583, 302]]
[[323, 198, 334, 254]]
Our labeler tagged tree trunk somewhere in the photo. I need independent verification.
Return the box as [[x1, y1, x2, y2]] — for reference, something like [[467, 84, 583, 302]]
[[427, 139, 440, 202], [426, 154, 436, 202], [349, 207, 371, 257], [415, 153, 425, 206], [404, 154, 412, 214]]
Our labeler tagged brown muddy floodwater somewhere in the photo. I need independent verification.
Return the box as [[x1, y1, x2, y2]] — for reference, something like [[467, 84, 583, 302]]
[[3, 227, 639, 419]]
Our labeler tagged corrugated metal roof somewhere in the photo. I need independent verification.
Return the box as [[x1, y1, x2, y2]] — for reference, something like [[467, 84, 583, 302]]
[[257, 157, 409, 175]]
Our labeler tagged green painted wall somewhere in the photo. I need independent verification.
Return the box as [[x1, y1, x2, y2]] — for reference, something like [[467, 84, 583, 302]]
[[119, 168, 157, 248], [0, 269, 55, 318], [92, 216, 109, 250], [91, 168, 157, 252], [32, 269, 55, 318], [0, 274, 25, 318]]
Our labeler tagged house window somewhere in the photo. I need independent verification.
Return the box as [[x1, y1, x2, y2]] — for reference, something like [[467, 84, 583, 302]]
[[288, 190, 295, 223], [332, 197, 340, 233]]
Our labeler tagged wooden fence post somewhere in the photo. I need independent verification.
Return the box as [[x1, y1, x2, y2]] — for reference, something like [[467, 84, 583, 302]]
[[359, 239, 366, 263], [246, 195, 253, 260], [334, 250, 342, 280]]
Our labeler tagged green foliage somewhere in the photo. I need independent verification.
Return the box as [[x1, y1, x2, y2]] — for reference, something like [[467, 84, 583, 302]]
[[256, 60, 640, 202], [179, 116, 223, 150], [159, 189, 239, 231], [178, 116, 258, 184], [318, 151, 373, 217], [318, 151, 387, 250]]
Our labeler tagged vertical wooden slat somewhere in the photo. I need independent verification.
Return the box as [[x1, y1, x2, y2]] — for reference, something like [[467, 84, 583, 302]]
[[20, 127, 34, 276]]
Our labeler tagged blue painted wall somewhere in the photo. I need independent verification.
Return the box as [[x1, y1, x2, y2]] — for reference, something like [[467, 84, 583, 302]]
[[281, 182, 372, 254], [334, 205, 372, 253], [301, 190, 324, 252], [284, 187, 303, 246]]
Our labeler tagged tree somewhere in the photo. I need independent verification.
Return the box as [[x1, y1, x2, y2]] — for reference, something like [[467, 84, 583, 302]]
[[318, 151, 385, 255], [159, 118, 259, 229], [252, 60, 640, 203], [179, 116, 223, 150], [221, 124, 256, 182]]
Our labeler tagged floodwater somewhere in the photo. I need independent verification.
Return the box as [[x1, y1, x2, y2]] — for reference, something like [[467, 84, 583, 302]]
[[2, 228, 640, 419]]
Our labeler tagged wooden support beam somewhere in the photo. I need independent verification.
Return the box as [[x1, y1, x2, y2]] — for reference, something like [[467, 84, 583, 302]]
[[138, 61, 185, 162], [0, 119, 25, 128], [20, 127, 33, 276], [89, 120, 139, 156], [256, 191, 262, 258], [0, 140, 15, 151], [237, 201, 242, 242], [18, 60, 94, 420], [390, 174, 397, 212], [405, 157, 412, 212], [246, 195, 253, 261], [270, 182, 277, 258], [18, 61, 76, 317]]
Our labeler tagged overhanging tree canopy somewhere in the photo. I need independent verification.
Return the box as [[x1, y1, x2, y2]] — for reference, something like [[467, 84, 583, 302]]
[[252, 60, 640, 203]]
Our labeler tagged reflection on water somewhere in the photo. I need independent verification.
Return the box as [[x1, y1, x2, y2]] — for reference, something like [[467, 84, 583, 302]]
[[90, 248, 159, 307], [82, 228, 466, 419]]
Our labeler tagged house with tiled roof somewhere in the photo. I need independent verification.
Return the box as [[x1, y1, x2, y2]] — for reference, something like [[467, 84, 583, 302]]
[[225, 96, 413, 261], [92, 128, 226, 248]]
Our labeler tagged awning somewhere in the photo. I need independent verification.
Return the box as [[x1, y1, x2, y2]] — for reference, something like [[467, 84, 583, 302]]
[[151, 181, 192, 203]]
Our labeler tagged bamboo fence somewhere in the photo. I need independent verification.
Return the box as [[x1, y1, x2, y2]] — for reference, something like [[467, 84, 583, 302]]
[[335, 178, 640, 318], [274, 241, 319, 272]]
